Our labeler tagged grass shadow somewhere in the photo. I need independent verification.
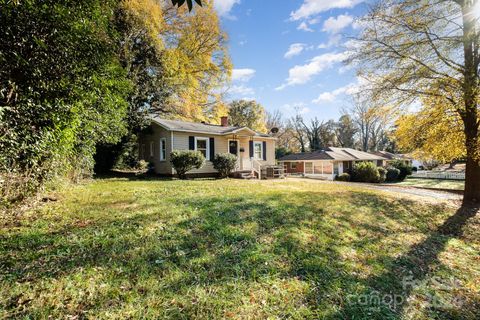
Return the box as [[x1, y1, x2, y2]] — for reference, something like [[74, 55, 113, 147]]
[[1, 180, 477, 318], [335, 204, 479, 319]]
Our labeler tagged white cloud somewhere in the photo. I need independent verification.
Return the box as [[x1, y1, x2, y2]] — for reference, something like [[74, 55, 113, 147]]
[[284, 43, 307, 59], [322, 14, 354, 33], [290, 0, 363, 21], [312, 80, 363, 103], [214, 0, 241, 18], [297, 21, 314, 32], [227, 84, 255, 96], [312, 87, 346, 103], [281, 102, 310, 116], [318, 34, 343, 49], [232, 68, 256, 82], [276, 52, 348, 90]]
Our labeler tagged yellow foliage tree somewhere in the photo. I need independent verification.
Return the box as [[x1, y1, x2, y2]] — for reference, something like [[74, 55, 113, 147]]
[[119, 0, 231, 123], [119, 0, 165, 51], [395, 96, 466, 163], [162, 0, 232, 122]]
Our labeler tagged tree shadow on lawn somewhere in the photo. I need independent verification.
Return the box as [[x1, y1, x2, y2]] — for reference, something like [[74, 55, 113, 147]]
[[1, 188, 473, 318], [334, 201, 479, 319], [94, 171, 217, 182]]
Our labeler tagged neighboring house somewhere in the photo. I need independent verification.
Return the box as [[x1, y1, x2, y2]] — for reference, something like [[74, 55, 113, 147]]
[[278, 147, 387, 180], [372, 151, 413, 166], [139, 116, 276, 177]]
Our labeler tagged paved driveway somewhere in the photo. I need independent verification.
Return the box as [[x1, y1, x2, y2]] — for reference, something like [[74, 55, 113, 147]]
[[287, 177, 463, 204]]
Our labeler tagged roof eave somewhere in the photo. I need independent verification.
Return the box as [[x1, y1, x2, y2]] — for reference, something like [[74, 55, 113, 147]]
[[150, 120, 275, 139]]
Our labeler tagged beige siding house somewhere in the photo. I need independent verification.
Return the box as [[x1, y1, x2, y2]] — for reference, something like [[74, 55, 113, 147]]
[[139, 116, 277, 177]]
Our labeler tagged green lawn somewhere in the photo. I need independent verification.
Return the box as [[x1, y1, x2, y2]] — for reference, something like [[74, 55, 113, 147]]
[[1, 178, 479, 319], [397, 178, 465, 191]]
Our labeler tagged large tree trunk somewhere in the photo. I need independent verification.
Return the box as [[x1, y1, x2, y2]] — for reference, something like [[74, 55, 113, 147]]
[[463, 118, 480, 204], [461, 0, 480, 205], [464, 150, 480, 204]]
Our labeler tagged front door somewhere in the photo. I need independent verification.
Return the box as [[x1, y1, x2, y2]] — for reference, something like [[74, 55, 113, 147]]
[[229, 140, 241, 170], [229, 140, 238, 155]]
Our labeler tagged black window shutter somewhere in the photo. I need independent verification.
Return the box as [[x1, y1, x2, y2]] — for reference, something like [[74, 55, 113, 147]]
[[249, 140, 254, 158], [262, 141, 267, 160], [209, 137, 215, 160], [189, 136, 195, 150]]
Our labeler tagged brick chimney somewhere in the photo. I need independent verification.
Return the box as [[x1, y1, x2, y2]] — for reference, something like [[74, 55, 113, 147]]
[[220, 116, 229, 127]]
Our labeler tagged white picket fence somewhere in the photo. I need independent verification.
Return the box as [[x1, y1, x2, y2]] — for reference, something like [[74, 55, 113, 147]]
[[411, 171, 465, 180]]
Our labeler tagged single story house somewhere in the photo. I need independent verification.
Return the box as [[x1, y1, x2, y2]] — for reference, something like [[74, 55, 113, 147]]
[[139, 116, 277, 177], [278, 147, 387, 180], [372, 151, 413, 166]]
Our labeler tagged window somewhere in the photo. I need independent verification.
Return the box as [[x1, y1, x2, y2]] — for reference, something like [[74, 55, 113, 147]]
[[253, 141, 263, 159], [195, 137, 210, 160], [305, 162, 313, 174], [322, 162, 333, 174], [141, 144, 146, 159], [290, 162, 297, 169], [159, 138, 166, 161], [150, 141, 154, 157]]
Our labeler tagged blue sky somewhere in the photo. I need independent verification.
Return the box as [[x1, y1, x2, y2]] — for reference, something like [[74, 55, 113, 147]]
[[214, 0, 367, 121]]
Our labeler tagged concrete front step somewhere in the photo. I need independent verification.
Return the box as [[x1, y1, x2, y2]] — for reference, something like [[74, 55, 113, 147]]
[[232, 170, 256, 179]]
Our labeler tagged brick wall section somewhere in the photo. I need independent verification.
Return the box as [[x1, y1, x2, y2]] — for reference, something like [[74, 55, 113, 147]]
[[284, 161, 304, 174]]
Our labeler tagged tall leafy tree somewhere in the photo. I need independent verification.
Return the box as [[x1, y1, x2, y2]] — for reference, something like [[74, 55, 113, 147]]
[[395, 95, 466, 163], [1, 0, 130, 200], [296, 116, 334, 152], [352, 0, 480, 204], [228, 100, 267, 133], [335, 114, 357, 148], [97, 0, 232, 170], [162, 1, 232, 121], [266, 110, 302, 156]]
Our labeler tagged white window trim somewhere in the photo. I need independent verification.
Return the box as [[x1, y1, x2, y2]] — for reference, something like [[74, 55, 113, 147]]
[[253, 141, 263, 160], [194, 136, 210, 161], [159, 138, 166, 161], [149, 141, 154, 157]]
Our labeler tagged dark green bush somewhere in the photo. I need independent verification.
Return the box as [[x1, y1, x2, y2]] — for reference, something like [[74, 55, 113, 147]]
[[212, 153, 237, 178], [386, 167, 401, 182], [390, 160, 413, 181], [335, 173, 351, 181], [1, 0, 130, 207], [170, 150, 205, 179], [377, 167, 387, 183], [351, 162, 380, 183]]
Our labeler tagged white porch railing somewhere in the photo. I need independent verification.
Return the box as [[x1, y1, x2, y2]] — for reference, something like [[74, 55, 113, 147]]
[[252, 158, 262, 179], [234, 157, 241, 172]]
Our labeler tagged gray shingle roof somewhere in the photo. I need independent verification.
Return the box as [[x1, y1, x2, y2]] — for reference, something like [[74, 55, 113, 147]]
[[150, 116, 272, 138], [278, 151, 333, 161], [279, 147, 388, 162], [329, 147, 386, 161], [372, 151, 412, 160]]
